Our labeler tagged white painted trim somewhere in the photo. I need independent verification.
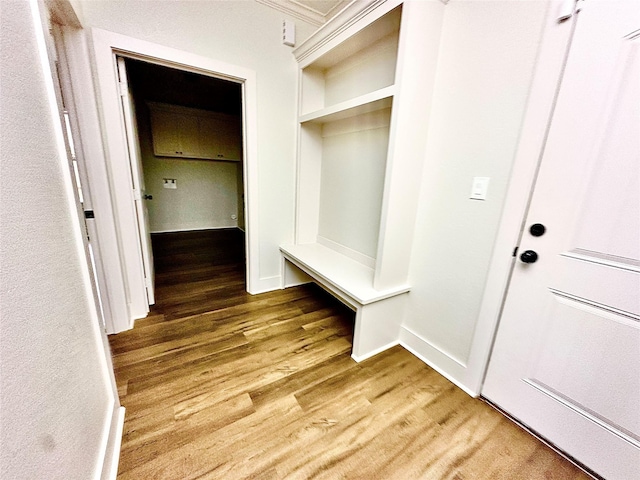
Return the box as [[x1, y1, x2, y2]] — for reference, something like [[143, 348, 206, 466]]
[[400, 325, 467, 368], [256, 0, 352, 27], [293, 0, 401, 66], [351, 340, 399, 363], [99, 406, 125, 480], [252, 275, 284, 294], [88, 29, 261, 327], [90, 30, 150, 326], [256, 0, 324, 26], [316, 235, 376, 269], [399, 327, 478, 398], [58, 25, 130, 335], [467, 0, 578, 396]]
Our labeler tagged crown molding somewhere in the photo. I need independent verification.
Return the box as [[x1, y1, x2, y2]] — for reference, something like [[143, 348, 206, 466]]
[[256, 0, 349, 26], [293, 0, 399, 64]]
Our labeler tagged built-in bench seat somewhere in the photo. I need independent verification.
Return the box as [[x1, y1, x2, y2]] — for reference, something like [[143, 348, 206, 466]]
[[280, 243, 410, 361]]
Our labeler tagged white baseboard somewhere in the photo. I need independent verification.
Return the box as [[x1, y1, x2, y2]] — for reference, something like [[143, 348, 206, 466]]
[[351, 340, 399, 363], [248, 275, 282, 295], [316, 235, 376, 269], [100, 406, 125, 480], [399, 326, 478, 397]]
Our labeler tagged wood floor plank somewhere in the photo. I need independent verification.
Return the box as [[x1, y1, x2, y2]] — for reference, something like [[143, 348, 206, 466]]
[[109, 229, 592, 480]]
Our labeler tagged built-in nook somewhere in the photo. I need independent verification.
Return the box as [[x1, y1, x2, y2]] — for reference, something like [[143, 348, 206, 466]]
[[281, 1, 444, 361]]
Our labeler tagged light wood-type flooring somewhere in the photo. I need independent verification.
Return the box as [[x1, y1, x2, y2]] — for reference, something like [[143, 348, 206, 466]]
[[109, 229, 591, 480]]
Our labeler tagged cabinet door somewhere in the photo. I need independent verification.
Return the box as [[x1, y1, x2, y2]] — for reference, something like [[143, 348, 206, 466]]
[[150, 110, 199, 158], [176, 113, 199, 157], [151, 109, 181, 156], [215, 117, 242, 161], [199, 115, 241, 161]]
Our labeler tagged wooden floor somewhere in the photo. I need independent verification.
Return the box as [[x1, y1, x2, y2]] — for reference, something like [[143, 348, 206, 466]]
[[109, 229, 590, 480]]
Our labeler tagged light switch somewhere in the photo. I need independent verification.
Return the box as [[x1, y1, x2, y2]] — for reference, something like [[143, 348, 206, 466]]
[[163, 178, 177, 189], [470, 177, 490, 200]]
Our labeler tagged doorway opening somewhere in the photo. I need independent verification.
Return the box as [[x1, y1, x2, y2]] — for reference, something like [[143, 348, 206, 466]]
[[120, 57, 247, 313]]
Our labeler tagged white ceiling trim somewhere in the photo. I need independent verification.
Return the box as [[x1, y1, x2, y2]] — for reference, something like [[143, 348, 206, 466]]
[[256, 0, 349, 27]]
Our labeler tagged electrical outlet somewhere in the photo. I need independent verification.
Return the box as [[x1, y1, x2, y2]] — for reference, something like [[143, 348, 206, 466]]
[[163, 178, 177, 189]]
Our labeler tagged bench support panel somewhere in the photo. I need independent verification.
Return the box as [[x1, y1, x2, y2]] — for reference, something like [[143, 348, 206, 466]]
[[282, 256, 407, 362]]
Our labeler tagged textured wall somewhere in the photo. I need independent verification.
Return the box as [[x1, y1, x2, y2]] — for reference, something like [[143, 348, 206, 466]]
[[403, 1, 547, 371], [0, 2, 113, 478]]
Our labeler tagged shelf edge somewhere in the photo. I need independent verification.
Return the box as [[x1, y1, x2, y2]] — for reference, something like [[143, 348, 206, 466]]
[[299, 86, 395, 124]]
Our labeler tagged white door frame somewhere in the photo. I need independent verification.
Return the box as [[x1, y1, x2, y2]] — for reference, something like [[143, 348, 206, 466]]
[[89, 28, 260, 333], [48, 23, 130, 335]]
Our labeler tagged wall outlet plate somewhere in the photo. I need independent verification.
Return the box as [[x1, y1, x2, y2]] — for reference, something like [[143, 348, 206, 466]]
[[163, 178, 177, 189]]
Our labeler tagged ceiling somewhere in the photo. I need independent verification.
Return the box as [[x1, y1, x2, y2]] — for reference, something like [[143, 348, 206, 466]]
[[295, 0, 344, 15], [256, 0, 349, 27], [125, 58, 243, 116]]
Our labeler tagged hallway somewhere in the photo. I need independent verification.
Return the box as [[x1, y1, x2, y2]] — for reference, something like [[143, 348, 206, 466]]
[[108, 230, 590, 479]]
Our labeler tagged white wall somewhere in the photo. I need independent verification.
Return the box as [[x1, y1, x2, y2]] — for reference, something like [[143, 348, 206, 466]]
[[79, 0, 316, 289], [318, 115, 390, 260], [0, 1, 116, 478], [401, 0, 548, 389], [135, 103, 240, 233]]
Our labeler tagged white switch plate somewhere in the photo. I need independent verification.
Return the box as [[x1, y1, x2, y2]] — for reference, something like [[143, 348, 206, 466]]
[[470, 177, 490, 200], [163, 178, 177, 189]]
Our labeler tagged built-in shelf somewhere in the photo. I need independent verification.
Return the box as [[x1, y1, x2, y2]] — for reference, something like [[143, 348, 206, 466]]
[[298, 5, 401, 117], [280, 243, 410, 306], [299, 86, 395, 124], [283, 0, 443, 361], [296, 4, 402, 70]]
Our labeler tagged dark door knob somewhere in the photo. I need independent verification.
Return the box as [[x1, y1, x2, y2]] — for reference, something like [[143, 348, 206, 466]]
[[529, 223, 546, 237], [520, 250, 538, 263], [143, 194, 153, 200]]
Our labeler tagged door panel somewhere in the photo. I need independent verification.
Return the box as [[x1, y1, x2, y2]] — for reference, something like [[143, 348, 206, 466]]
[[117, 57, 155, 305], [483, 2, 640, 479]]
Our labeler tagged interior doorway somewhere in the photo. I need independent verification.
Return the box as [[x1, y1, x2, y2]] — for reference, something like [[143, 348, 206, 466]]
[[119, 56, 247, 307]]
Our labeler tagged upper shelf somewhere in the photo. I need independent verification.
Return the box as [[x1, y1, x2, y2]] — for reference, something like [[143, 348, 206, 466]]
[[294, 2, 403, 68], [299, 86, 394, 124], [298, 4, 401, 117]]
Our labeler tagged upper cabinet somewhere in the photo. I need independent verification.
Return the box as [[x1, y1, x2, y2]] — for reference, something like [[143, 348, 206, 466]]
[[148, 102, 242, 161]]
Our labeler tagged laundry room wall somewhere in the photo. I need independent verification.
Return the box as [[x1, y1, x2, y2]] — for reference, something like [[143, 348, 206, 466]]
[[134, 100, 241, 233]]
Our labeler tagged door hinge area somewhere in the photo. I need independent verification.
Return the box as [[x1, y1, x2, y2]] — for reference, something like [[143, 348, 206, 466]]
[[118, 81, 128, 97], [557, 0, 584, 22], [82, 211, 93, 241]]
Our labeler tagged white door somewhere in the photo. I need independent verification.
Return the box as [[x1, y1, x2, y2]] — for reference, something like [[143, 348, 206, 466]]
[[117, 56, 155, 305], [483, 2, 640, 480]]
